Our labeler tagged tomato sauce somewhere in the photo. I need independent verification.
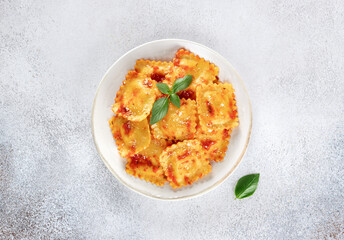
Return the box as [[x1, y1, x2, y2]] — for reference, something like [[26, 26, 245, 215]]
[[113, 132, 122, 141], [206, 101, 214, 116], [143, 79, 153, 87], [129, 154, 153, 169], [167, 164, 178, 185], [201, 139, 216, 150], [122, 122, 131, 135], [178, 151, 190, 160], [177, 90, 195, 100], [229, 110, 237, 119], [223, 129, 230, 140], [118, 105, 130, 115], [150, 73, 165, 83]]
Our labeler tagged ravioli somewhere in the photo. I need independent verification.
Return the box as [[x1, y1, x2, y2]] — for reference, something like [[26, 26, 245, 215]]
[[125, 138, 167, 186], [159, 140, 211, 188], [172, 49, 219, 97], [135, 59, 174, 84], [196, 125, 232, 162], [109, 116, 150, 157], [196, 83, 239, 131], [164, 66, 186, 88], [151, 99, 197, 140], [112, 71, 157, 121]]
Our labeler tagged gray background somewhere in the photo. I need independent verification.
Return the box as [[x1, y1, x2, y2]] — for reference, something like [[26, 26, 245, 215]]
[[1, 0, 343, 239]]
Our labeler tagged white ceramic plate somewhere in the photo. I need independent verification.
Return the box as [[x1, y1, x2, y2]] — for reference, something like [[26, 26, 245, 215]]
[[92, 39, 252, 200]]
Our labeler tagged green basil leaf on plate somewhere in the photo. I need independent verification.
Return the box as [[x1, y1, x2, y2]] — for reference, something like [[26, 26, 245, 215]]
[[169, 94, 181, 108], [171, 75, 193, 94], [149, 97, 169, 125], [156, 83, 171, 95]]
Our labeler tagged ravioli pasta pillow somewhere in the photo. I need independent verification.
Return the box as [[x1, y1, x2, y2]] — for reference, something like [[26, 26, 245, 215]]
[[109, 116, 150, 157], [173, 49, 219, 95], [112, 71, 157, 121], [196, 83, 239, 131], [159, 140, 212, 188], [125, 138, 168, 186], [135, 60, 174, 85], [196, 125, 232, 162]]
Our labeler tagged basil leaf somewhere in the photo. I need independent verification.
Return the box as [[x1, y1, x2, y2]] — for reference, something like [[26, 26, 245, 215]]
[[235, 174, 260, 199], [156, 83, 170, 95], [171, 75, 193, 93], [170, 94, 181, 108], [149, 97, 169, 125]]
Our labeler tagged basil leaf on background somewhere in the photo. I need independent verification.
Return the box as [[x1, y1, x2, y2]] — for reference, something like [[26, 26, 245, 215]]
[[235, 174, 260, 199]]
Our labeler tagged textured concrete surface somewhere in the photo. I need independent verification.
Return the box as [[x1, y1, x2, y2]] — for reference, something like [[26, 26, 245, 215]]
[[1, 0, 344, 239]]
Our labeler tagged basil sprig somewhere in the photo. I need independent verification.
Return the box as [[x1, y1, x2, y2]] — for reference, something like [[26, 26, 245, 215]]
[[235, 173, 260, 199], [150, 75, 193, 125]]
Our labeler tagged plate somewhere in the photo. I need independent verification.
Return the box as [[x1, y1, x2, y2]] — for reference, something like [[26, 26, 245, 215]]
[[92, 39, 252, 200]]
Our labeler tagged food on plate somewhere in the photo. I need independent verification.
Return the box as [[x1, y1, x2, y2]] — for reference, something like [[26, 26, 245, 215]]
[[125, 137, 168, 186], [151, 98, 197, 140], [135, 59, 174, 87], [112, 71, 157, 121], [159, 140, 211, 188], [196, 83, 238, 131], [196, 126, 232, 162], [109, 116, 150, 157], [109, 49, 239, 188], [173, 49, 219, 95]]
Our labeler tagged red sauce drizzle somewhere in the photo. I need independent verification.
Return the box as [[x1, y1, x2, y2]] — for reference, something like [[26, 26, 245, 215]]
[[174, 58, 180, 66], [206, 101, 214, 116], [181, 65, 190, 71], [167, 164, 178, 185], [129, 154, 153, 169], [186, 120, 191, 131], [143, 79, 153, 87], [130, 145, 136, 152], [151, 73, 165, 83], [113, 132, 122, 141], [177, 73, 185, 79], [177, 90, 195, 100], [118, 105, 130, 115], [122, 122, 131, 135], [229, 110, 237, 119], [184, 176, 190, 184], [178, 151, 190, 160], [223, 129, 230, 140], [201, 140, 216, 150], [128, 71, 138, 78], [166, 140, 179, 147]]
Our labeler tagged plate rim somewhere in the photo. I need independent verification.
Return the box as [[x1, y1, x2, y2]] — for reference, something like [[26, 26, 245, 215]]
[[91, 38, 252, 201]]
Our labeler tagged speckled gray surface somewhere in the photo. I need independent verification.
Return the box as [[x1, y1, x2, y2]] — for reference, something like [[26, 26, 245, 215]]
[[1, 0, 343, 239]]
